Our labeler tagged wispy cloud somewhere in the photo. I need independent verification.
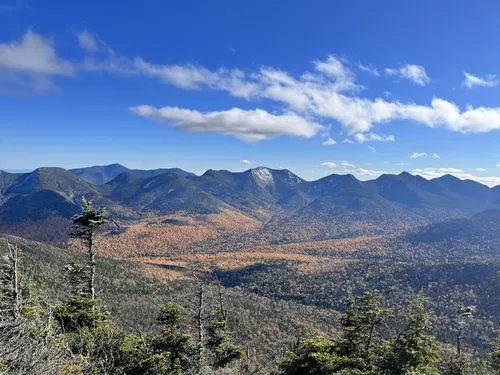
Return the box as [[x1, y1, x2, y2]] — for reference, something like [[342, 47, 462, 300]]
[[76, 35, 500, 135], [75, 30, 103, 52], [368, 146, 376, 152], [341, 160, 356, 168], [413, 167, 500, 187], [343, 139, 354, 144], [385, 64, 431, 86], [347, 168, 387, 179], [462, 72, 498, 89], [9, 28, 500, 144], [410, 152, 427, 159], [433, 153, 440, 159], [354, 133, 395, 143], [476, 167, 486, 171], [357, 63, 380, 76], [0, 30, 74, 94], [240, 159, 252, 165], [322, 137, 336, 146], [321, 162, 339, 169]]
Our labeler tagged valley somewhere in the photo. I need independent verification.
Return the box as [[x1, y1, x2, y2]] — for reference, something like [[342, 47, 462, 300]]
[[2, 163, 500, 373]]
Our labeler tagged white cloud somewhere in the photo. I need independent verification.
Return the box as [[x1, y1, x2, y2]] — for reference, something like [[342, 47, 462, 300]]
[[354, 132, 395, 143], [462, 72, 498, 89], [476, 167, 486, 171], [357, 63, 380, 77], [240, 159, 252, 165], [410, 152, 428, 159], [79, 36, 500, 135], [313, 55, 359, 92], [341, 160, 356, 168], [350, 168, 387, 179], [433, 153, 440, 159], [322, 137, 336, 146], [82, 52, 259, 98], [0, 30, 479, 137], [368, 146, 376, 152], [321, 162, 339, 169], [129, 105, 322, 142], [413, 167, 463, 176], [412, 167, 500, 187], [8, 28, 500, 144], [385, 64, 431, 86], [396, 162, 405, 165], [343, 139, 354, 144], [76, 30, 99, 52], [0, 29, 74, 94]]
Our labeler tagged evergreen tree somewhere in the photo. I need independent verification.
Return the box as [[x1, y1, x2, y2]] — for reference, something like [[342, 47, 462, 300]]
[[380, 294, 440, 375], [274, 337, 341, 375], [339, 290, 391, 356], [71, 197, 108, 301], [204, 285, 245, 369], [134, 303, 193, 375], [276, 289, 391, 375]]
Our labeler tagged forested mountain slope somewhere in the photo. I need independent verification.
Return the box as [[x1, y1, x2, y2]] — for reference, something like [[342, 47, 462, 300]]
[[2, 165, 500, 245]]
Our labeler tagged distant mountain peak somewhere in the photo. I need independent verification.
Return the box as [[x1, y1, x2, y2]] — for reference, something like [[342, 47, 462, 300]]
[[436, 174, 461, 182], [324, 173, 359, 182], [398, 171, 414, 178], [70, 164, 194, 185], [251, 167, 275, 187]]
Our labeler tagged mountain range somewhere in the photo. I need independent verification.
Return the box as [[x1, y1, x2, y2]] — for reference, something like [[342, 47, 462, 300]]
[[1, 163, 500, 243]]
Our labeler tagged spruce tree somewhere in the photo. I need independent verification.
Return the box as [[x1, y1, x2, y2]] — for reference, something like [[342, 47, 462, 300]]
[[71, 197, 108, 301], [205, 285, 245, 369], [380, 294, 440, 375]]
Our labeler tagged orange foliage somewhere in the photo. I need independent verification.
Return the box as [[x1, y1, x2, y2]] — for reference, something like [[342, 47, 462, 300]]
[[98, 209, 261, 258]]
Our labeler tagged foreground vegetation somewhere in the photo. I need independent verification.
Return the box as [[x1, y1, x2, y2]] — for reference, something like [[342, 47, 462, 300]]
[[2, 200, 500, 374]]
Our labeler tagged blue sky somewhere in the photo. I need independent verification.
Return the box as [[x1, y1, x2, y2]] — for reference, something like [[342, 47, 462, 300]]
[[2, 0, 500, 185]]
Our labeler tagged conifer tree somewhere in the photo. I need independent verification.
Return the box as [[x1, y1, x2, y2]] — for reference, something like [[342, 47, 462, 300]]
[[136, 303, 193, 375], [71, 197, 108, 301], [380, 294, 440, 375], [338, 289, 391, 358], [205, 284, 245, 369]]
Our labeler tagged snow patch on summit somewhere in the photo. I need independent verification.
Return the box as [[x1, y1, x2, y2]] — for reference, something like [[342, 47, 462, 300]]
[[252, 167, 274, 187], [283, 171, 303, 186]]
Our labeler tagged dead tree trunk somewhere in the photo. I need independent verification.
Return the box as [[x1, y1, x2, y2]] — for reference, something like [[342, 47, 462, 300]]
[[10, 244, 21, 320], [196, 281, 205, 374], [89, 233, 96, 301]]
